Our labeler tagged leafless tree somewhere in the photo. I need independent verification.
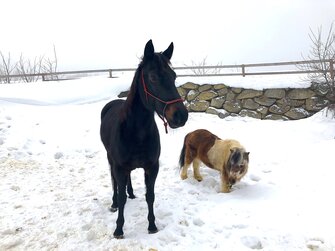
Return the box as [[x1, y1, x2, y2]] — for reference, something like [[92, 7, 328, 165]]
[[185, 57, 224, 75], [16, 54, 44, 82], [41, 45, 59, 80], [300, 23, 335, 100], [0, 51, 17, 83], [1, 46, 60, 83]]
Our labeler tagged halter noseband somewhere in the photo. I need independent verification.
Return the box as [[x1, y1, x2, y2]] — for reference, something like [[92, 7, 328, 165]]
[[141, 71, 183, 134]]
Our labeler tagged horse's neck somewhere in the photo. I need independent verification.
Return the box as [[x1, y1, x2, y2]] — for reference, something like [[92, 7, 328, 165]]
[[123, 83, 156, 131]]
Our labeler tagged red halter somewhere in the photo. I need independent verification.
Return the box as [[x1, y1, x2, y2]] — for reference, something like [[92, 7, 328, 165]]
[[141, 71, 183, 134]]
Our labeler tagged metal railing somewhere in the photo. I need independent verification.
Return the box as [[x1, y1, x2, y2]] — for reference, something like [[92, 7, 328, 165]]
[[1, 59, 334, 82]]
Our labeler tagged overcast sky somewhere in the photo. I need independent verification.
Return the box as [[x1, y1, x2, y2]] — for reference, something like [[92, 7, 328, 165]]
[[1, 0, 334, 70]]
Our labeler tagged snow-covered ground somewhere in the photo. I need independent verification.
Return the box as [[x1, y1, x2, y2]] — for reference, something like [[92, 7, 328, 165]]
[[1, 76, 335, 251]]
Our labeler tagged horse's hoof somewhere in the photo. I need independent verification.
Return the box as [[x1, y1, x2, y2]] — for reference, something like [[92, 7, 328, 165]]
[[148, 229, 158, 234], [128, 194, 136, 199], [148, 225, 158, 234], [113, 234, 124, 239], [109, 206, 118, 212]]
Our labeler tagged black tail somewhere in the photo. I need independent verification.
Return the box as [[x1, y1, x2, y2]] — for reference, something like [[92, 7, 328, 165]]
[[179, 136, 187, 168]]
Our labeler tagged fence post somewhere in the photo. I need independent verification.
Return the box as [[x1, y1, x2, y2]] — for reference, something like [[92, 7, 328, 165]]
[[109, 70, 113, 78], [242, 64, 245, 77], [42, 74, 46, 81]]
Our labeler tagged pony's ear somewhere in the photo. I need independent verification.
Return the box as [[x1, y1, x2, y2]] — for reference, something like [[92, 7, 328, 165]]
[[144, 39, 155, 60], [162, 42, 174, 60]]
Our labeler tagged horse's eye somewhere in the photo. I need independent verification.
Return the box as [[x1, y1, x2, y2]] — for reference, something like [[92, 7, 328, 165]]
[[149, 73, 159, 83]]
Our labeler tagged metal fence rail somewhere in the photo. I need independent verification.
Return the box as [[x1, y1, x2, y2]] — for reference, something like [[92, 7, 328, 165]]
[[1, 59, 334, 82]]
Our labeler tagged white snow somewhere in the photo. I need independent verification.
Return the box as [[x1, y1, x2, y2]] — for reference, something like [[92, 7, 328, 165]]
[[1, 76, 335, 251]]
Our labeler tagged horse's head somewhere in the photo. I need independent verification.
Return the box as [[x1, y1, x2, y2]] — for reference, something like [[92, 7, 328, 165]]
[[139, 40, 188, 129], [227, 148, 250, 185]]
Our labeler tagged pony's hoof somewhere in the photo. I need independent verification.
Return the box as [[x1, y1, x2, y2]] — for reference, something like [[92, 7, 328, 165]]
[[128, 194, 136, 199], [109, 205, 118, 212]]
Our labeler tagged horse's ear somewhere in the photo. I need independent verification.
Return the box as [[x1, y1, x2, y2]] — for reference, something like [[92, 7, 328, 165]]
[[162, 42, 174, 60], [144, 39, 155, 60]]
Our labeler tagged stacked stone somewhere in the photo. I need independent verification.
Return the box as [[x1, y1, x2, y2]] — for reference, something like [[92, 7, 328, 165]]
[[177, 82, 330, 120]]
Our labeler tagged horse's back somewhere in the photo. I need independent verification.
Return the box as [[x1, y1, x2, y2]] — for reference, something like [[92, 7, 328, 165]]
[[101, 99, 125, 120]]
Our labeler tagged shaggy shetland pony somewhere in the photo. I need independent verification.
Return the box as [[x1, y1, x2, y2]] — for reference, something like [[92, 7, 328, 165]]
[[179, 129, 249, 193]]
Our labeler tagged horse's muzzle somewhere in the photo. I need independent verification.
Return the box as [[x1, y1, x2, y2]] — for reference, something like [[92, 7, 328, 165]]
[[165, 103, 188, 128]]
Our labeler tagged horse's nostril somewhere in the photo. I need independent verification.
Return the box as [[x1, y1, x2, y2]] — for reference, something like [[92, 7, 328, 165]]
[[173, 109, 188, 127]]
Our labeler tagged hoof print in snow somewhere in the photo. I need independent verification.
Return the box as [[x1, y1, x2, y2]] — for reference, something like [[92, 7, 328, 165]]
[[240, 236, 263, 249], [193, 218, 205, 227], [54, 152, 64, 159]]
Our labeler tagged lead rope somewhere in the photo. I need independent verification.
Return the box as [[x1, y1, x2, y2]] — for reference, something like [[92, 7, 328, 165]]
[[141, 71, 183, 134]]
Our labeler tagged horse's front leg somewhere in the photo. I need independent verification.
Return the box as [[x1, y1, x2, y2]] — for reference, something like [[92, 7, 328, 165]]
[[144, 162, 159, 234], [114, 170, 128, 239]]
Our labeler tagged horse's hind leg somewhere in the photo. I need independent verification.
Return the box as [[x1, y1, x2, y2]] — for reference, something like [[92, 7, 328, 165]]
[[108, 154, 118, 212], [114, 168, 128, 239], [127, 173, 135, 199], [193, 158, 203, 182], [145, 163, 159, 234], [110, 173, 118, 212]]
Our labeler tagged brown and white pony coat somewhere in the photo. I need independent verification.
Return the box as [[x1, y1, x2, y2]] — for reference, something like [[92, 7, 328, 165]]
[[179, 129, 249, 193]]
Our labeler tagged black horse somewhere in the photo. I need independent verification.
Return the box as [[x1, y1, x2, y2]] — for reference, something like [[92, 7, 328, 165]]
[[100, 40, 188, 238]]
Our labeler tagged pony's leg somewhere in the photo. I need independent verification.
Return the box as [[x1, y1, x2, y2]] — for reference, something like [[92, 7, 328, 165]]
[[180, 147, 194, 180], [127, 173, 136, 199], [144, 162, 159, 234], [192, 158, 203, 181], [113, 169, 128, 239], [220, 171, 231, 193], [180, 164, 190, 180]]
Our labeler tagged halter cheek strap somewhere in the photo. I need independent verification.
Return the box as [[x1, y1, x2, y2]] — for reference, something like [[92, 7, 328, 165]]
[[141, 71, 183, 134]]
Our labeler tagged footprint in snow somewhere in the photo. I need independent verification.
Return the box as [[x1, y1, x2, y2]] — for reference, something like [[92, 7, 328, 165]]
[[240, 236, 263, 250], [249, 173, 261, 182]]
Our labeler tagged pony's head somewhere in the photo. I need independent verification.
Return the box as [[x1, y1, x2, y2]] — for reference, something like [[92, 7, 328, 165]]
[[227, 148, 250, 185], [138, 40, 188, 129]]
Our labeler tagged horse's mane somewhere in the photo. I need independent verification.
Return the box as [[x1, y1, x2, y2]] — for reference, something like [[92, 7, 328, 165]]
[[124, 53, 171, 114]]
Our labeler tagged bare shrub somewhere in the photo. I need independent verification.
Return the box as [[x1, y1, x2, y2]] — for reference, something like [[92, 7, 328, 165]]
[[185, 57, 224, 75], [299, 23, 335, 117], [17, 54, 44, 82], [0, 52, 17, 83], [300, 23, 335, 95], [0, 46, 59, 83], [41, 45, 59, 81]]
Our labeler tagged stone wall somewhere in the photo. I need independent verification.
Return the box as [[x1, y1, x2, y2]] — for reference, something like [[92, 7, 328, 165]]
[[177, 82, 331, 120]]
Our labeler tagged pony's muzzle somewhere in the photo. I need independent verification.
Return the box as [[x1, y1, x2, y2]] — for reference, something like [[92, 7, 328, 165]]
[[165, 103, 188, 128]]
